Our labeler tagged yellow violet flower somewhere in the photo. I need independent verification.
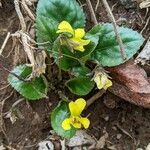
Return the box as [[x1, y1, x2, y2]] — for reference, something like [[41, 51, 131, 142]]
[[56, 21, 90, 52], [94, 73, 112, 90], [62, 98, 90, 130]]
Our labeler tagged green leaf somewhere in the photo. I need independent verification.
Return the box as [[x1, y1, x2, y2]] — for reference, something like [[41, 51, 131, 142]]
[[36, 16, 57, 49], [8, 65, 48, 100], [72, 66, 91, 77], [75, 24, 101, 62], [66, 77, 95, 96], [92, 23, 145, 67], [51, 101, 76, 138], [52, 39, 80, 71], [36, 0, 86, 49]]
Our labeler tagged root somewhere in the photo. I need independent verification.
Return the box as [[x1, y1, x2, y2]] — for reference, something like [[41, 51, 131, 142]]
[[0, 90, 14, 142]]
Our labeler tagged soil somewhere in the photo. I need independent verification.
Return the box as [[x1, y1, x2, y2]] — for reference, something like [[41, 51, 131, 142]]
[[0, 0, 150, 149]]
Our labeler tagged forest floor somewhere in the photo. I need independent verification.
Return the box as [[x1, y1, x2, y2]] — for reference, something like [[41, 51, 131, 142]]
[[0, 0, 150, 149]]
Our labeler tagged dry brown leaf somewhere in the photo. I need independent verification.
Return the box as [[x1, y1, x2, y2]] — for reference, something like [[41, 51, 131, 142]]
[[107, 60, 150, 108], [33, 51, 47, 77], [109, 82, 150, 108], [108, 60, 150, 94]]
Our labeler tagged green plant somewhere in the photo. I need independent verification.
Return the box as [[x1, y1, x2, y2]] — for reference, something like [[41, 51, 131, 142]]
[[8, 0, 144, 138]]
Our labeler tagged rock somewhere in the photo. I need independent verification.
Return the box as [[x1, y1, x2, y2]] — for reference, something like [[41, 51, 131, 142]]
[[116, 134, 122, 140], [38, 141, 54, 150], [66, 130, 96, 149], [96, 130, 108, 149], [146, 143, 150, 150]]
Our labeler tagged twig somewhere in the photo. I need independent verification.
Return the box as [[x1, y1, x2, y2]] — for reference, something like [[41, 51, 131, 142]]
[[0, 84, 10, 91], [0, 90, 14, 142], [21, 0, 35, 21], [12, 98, 25, 109], [135, 37, 150, 65], [111, 2, 118, 12], [102, 0, 126, 60], [115, 123, 134, 140], [140, 15, 150, 34], [86, 0, 98, 25], [144, 8, 149, 20], [14, 0, 26, 31], [5, 146, 16, 150], [58, 48, 62, 80], [0, 64, 30, 82], [95, 0, 100, 11], [86, 90, 105, 108], [19, 31, 35, 67], [3, 98, 25, 117], [0, 32, 11, 56], [2, 47, 14, 58]]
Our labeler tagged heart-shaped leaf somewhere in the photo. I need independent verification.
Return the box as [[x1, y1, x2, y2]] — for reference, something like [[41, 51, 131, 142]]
[[51, 101, 76, 138], [92, 23, 144, 67], [8, 65, 48, 100], [66, 77, 95, 96], [36, 0, 86, 50], [71, 66, 91, 77]]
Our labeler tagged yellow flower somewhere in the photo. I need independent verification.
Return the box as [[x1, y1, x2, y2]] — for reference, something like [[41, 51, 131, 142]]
[[62, 98, 90, 130], [56, 21, 90, 52], [94, 73, 112, 90]]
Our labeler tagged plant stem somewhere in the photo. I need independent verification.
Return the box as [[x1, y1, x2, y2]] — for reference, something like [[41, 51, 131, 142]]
[[102, 0, 127, 60], [86, 0, 98, 25], [86, 90, 105, 108], [58, 48, 62, 81]]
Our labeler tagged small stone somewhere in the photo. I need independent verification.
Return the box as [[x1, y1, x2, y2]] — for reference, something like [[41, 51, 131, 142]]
[[38, 141, 54, 150], [66, 130, 96, 148], [136, 148, 144, 150], [104, 116, 109, 121], [146, 143, 150, 150], [0, 145, 6, 150], [116, 134, 122, 139], [112, 126, 117, 131], [101, 114, 109, 121]]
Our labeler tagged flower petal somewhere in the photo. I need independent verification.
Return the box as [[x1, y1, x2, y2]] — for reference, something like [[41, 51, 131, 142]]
[[80, 117, 90, 129], [69, 101, 79, 116], [69, 38, 90, 52], [75, 98, 86, 115], [69, 101, 80, 116], [94, 73, 112, 90], [74, 29, 85, 38], [101, 74, 108, 86], [69, 98, 86, 116], [72, 122, 82, 129], [104, 79, 112, 90], [62, 118, 71, 130], [57, 21, 74, 35], [79, 39, 90, 46], [71, 38, 90, 46], [94, 74, 111, 90], [94, 75, 103, 89], [74, 45, 85, 52]]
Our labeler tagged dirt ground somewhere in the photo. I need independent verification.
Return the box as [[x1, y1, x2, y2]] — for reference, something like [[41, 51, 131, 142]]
[[0, 0, 150, 149]]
